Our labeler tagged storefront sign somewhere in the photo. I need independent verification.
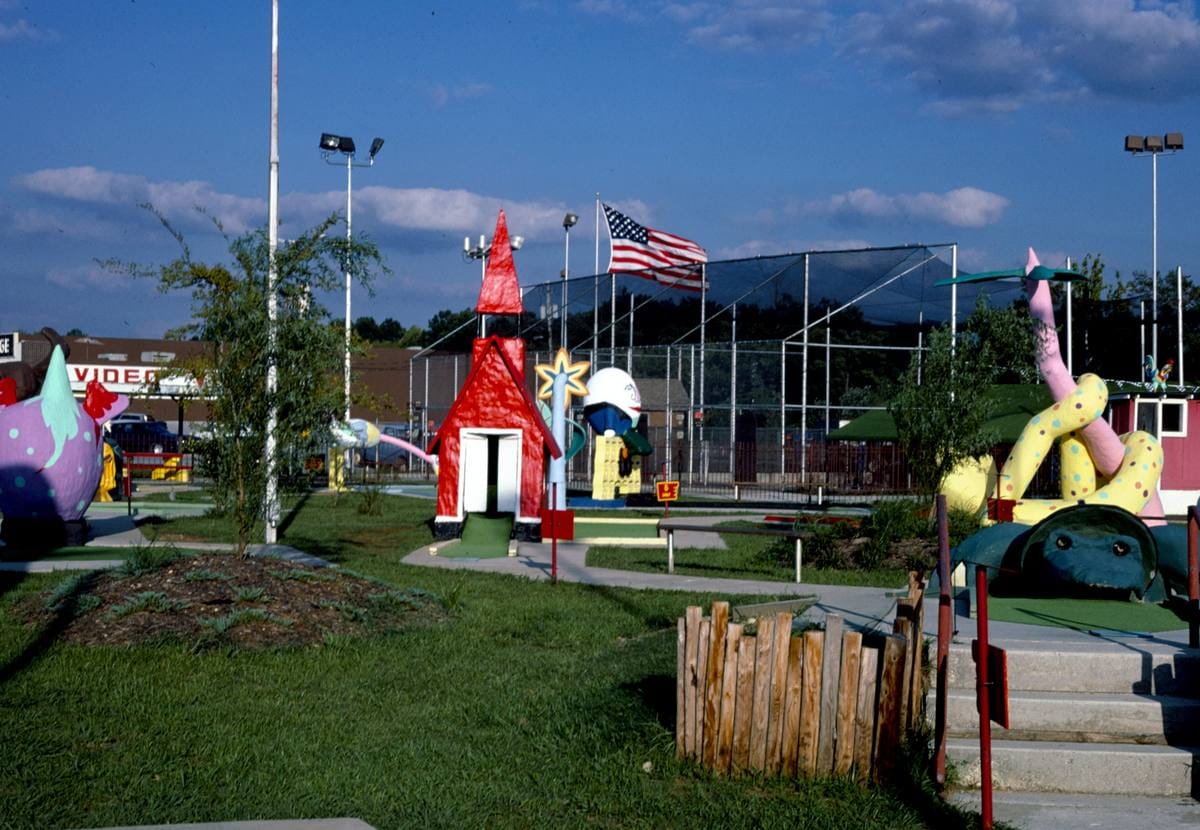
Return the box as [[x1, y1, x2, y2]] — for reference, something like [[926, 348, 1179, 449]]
[[67, 363, 202, 397]]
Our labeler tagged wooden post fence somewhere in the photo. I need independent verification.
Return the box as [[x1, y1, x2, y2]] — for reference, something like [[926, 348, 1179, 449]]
[[676, 573, 927, 784]]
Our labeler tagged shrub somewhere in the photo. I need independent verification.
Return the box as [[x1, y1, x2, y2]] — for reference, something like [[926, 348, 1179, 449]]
[[234, 586, 267, 603], [116, 544, 180, 578], [357, 486, 385, 517], [107, 591, 188, 618]]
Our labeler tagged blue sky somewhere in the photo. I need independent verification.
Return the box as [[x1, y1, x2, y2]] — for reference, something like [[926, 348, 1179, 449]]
[[1, 0, 1198, 339]]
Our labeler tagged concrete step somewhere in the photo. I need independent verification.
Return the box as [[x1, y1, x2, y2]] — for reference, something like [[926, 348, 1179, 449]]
[[947, 738, 1200, 796], [936, 687, 1200, 744], [946, 640, 1200, 696]]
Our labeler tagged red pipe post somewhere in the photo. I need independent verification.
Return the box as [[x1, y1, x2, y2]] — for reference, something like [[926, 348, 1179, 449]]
[[977, 565, 993, 830], [935, 494, 951, 785]]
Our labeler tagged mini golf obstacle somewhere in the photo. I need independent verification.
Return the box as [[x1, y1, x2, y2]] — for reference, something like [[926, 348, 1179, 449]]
[[434, 513, 516, 559]]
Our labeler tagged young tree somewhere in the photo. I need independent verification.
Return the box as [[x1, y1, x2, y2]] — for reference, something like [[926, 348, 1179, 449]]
[[890, 298, 1039, 500], [108, 210, 386, 554]]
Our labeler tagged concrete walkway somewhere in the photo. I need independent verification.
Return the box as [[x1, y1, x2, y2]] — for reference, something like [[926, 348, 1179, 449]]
[[404, 536, 906, 632]]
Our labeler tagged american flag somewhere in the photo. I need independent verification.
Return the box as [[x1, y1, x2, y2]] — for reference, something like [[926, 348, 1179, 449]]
[[604, 204, 707, 290]]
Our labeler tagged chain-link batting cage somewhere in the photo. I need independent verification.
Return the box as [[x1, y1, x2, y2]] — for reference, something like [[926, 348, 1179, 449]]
[[409, 244, 1192, 498]]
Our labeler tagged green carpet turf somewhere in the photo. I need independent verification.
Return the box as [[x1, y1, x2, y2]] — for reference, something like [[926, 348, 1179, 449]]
[[986, 595, 1189, 633], [573, 520, 660, 539], [442, 513, 513, 559]]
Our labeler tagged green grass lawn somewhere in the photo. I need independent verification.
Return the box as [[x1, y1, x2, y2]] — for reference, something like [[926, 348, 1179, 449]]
[[0, 546, 129, 562], [0, 494, 975, 829], [587, 527, 911, 589]]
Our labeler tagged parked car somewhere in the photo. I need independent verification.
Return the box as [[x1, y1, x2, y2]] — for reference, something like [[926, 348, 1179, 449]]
[[108, 412, 153, 426], [107, 420, 180, 454]]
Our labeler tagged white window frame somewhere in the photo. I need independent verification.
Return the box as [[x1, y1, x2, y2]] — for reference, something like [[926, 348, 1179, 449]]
[[1134, 396, 1188, 439]]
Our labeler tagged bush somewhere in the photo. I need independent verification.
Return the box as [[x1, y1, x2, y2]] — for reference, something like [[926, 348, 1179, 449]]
[[357, 486, 385, 517], [116, 544, 180, 578]]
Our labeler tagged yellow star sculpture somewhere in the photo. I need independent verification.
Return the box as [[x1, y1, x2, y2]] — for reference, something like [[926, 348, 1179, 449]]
[[535, 348, 590, 403]]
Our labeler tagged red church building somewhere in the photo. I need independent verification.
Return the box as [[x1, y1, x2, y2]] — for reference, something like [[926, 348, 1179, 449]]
[[427, 210, 561, 540]]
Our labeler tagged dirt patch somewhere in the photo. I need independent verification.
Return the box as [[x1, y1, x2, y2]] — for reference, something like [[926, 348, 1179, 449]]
[[20, 554, 445, 650]]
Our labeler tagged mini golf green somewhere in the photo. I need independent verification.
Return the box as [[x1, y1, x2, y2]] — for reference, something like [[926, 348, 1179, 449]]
[[987, 596, 1189, 634], [441, 514, 513, 559], [573, 520, 660, 540]]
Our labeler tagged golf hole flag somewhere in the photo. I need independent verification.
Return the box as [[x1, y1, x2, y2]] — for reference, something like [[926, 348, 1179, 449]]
[[603, 204, 707, 290]]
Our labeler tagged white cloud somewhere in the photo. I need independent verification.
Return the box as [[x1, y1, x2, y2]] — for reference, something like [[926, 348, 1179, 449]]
[[45, 263, 130, 292], [806, 237, 876, 252], [714, 239, 785, 259], [16, 166, 265, 233], [684, 1, 832, 50], [426, 81, 492, 108], [576, 0, 645, 22], [807, 186, 1008, 228], [286, 186, 575, 244], [0, 17, 56, 42], [14, 165, 664, 253], [841, 0, 1200, 111], [594, 0, 1200, 109]]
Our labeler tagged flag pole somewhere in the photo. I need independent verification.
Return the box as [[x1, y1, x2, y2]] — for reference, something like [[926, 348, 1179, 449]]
[[607, 204, 616, 364], [699, 263, 706, 454], [593, 193, 600, 368], [595, 194, 603, 365]]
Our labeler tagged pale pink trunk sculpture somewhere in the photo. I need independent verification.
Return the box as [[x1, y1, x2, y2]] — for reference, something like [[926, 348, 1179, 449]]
[[1023, 249, 1165, 524]]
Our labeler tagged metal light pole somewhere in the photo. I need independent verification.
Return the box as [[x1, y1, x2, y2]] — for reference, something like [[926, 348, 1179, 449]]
[[1124, 132, 1184, 364], [320, 133, 384, 421], [264, 0, 280, 545], [562, 212, 578, 351]]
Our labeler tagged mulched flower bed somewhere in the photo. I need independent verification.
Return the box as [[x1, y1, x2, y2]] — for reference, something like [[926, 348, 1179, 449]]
[[22, 554, 445, 650]]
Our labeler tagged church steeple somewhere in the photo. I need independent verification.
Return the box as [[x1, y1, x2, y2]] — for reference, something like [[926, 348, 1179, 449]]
[[475, 209, 523, 316]]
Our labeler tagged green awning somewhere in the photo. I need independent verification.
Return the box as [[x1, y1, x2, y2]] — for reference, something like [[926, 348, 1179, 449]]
[[827, 384, 1054, 443]]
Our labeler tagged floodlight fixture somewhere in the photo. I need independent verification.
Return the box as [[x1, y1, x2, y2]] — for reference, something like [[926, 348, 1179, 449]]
[[369, 137, 385, 159], [1124, 135, 1144, 153], [511, 235, 525, 251], [1165, 132, 1184, 150], [320, 132, 341, 151], [1144, 135, 1164, 153], [563, 212, 579, 229]]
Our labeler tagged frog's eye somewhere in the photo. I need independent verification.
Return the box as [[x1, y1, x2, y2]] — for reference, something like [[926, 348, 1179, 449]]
[[1113, 540, 1131, 557], [1055, 535, 1073, 550]]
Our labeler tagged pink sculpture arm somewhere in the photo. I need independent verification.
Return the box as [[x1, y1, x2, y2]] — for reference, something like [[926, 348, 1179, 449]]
[[378, 433, 439, 470], [1024, 249, 1165, 524]]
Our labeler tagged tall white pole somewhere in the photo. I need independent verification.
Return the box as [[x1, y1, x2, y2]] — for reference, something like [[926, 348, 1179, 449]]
[[1152, 150, 1159, 364], [264, 0, 280, 545], [730, 303, 737, 476], [824, 322, 831, 434], [950, 244, 958, 352], [593, 193, 600, 366], [626, 292, 634, 373], [698, 264, 707, 451], [1140, 300, 1146, 372], [1065, 256, 1074, 378], [562, 225, 570, 350], [1177, 265, 1185, 388], [344, 154, 353, 421], [800, 254, 809, 482]]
